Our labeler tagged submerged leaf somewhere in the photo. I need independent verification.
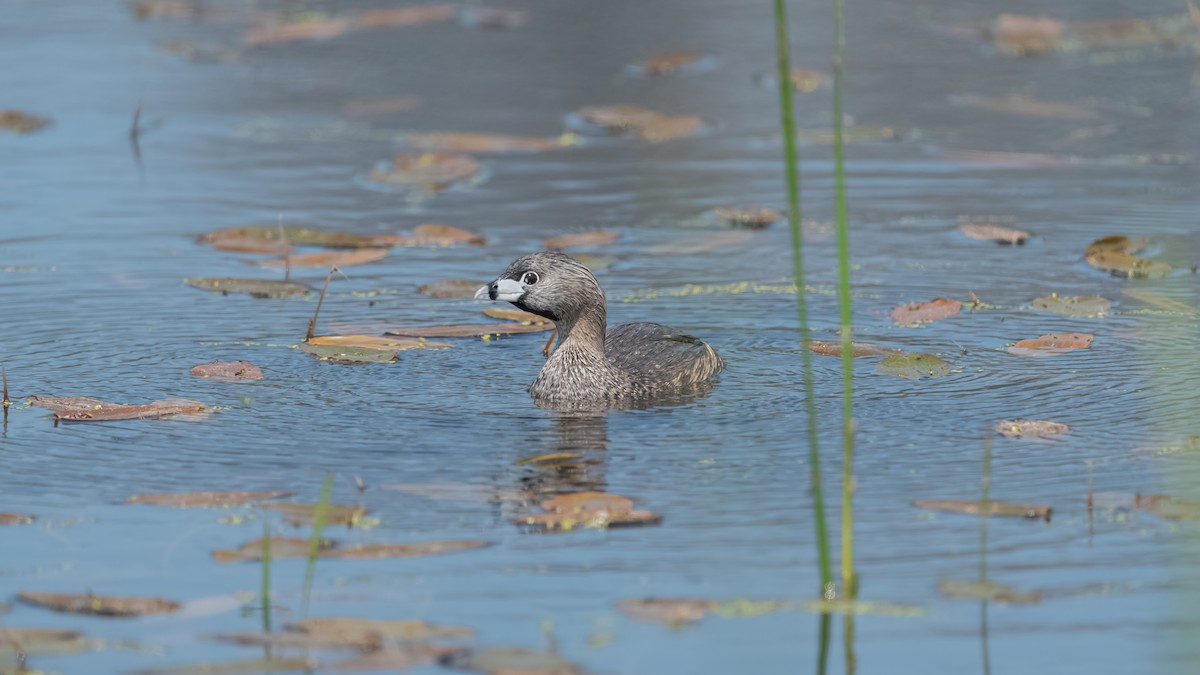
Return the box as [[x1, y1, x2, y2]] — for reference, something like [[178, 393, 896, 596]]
[[259, 502, 368, 527], [1008, 333, 1093, 356], [320, 539, 491, 560], [1122, 289, 1196, 315], [958, 222, 1030, 245], [191, 361, 265, 380], [185, 278, 311, 298], [542, 230, 620, 249], [891, 298, 962, 324], [125, 491, 291, 508], [213, 536, 335, 563], [808, 340, 903, 358], [615, 598, 717, 625], [995, 419, 1070, 439], [0, 627, 100, 659], [1031, 294, 1109, 318], [938, 580, 1042, 604], [257, 248, 388, 269], [875, 353, 951, 380], [1134, 494, 1200, 520], [368, 152, 480, 191], [17, 592, 180, 618], [915, 499, 1052, 521], [419, 278, 486, 299], [28, 396, 206, 422], [385, 323, 552, 338]]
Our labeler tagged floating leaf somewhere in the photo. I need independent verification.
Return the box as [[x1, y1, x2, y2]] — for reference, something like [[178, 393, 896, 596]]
[[1084, 234, 1170, 278], [306, 335, 445, 350], [244, 17, 350, 46], [343, 97, 423, 116], [891, 298, 961, 324], [199, 230, 293, 255], [384, 482, 531, 505], [257, 248, 388, 269], [516, 452, 583, 466], [300, 343, 397, 363], [542, 230, 620, 249], [1007, 332, 1093, 357], [17, 592, 180, 618], [408, 223, 486, 246], [789, 67, 829, 91], [513, 510, 663, 531], [988, 14, 1066, 56], [615, 598, 717, 625], [876, 353, 950, 379], [635, 115, 703, 142], [213, 536, 335, 563], [405, 132, 572, 154], [440, 646, 583, 675], [28, 396, 206, 422], [571, 105, 703, 142], [995, 419, 1069, 439], [796, 599, 923, 617], [354, 4, 456, 29], [185, 277, 311, 298], [129, 657, 316, 675], [259, 503, 368, 527], [808, 340, 903, 358], [958, 222, 1030, 245], [0, 628, 100, 659], [320, 539, 491, 560], [1031, 294, 1109, 318], [208, 631, 367, 651], [949, 94, 1097, 120], [630, 51, 709, 76], [368, 152, 480, 191], [541, 491, 634, 515], [646, 230, 754, 255], [457, 5, 529, 29], [709, 207, 784, 229], [130, 0, 211, 20], [0, 513, 34, 525], [1122, 289, 1196, 315], [191, 361, 265, 380], [483, 307, 551, 324], [288, 617, 473, 644], [329, 646, 461, 672], [419, 279, 487, 299], [0, 110, 52, 134], [385, 323, 552, 338], [201, 225, 399, 250], [938, 580, 1042, 604], [125, 491, 292, 508], [1134, 494, 1200, 520], [915, 499, 1052, 521]]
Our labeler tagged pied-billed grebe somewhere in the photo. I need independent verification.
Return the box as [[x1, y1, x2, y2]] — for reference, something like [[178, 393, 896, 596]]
[[475, 251, 724, 405]]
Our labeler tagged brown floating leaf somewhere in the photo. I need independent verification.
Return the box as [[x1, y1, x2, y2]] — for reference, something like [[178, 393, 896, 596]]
[[988, 13, 1066, 56], [542, 230, 620, 249], [288, 617, 473, 644], [635, 115, 703, 142], [995, 419, 1070, 439], [17, 592, 180, 618], [0, 512, 34, 525], [615, 598, 718, 624], [0, 627, 100, 659], [516, 452, 584, 466], [410, 223, 486, 246], [1084, 234, 1170, 278], [457, 5, 529, 29], [244, 17, 350, 45], [28, 396, 206, 422], [355, 4, 456, 28], [419, 278, 487, 299], [306, 335, 446, 350], [790, 67, 829, 91], [344, 96, 423, 116], [368, 152, 480, 191], [1031, 294, 1109, 318], [200, 230, 293, 255], [0, 110, 52, 134], [319, 539, 491, 560], [636, 51, 704, 76], [259, 502, 368, 527], [129, 657, 316, 675], [201, 225, 399, 250], [405, 132, 572, 154], [958, 222, 1030, 245], [541, 491, 634, 515], [440, 646, 584, 675], [891, 298, 962, 324], [1007, 332, 1093, 357], [385, 323, 552, 338], [328, 645, 461, 672], [512, 510, 663, 531], [130, 0, 208, 20], [938, 580, 1042, 604], [572, 104, 703, 142], [124, 491, 292, 508], [185, 277, 311, 298], [191, 361, 265, 380], [212, 536, 335, 563], [1134, 494, 1200, 520], [257, 248, 388, 269], [483, 307, 552, 324], [876, 353, 951, 380], [915, 499, 1052, 522], [208, 631, 366, 651], [808, 340, 903, 358], [950, 94, 1097, 121], [710, 207, 784, 229]]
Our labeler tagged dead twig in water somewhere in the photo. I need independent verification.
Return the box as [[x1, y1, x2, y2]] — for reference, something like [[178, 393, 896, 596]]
[[2, 365, 10, 408], [305, 266, 344, 341]]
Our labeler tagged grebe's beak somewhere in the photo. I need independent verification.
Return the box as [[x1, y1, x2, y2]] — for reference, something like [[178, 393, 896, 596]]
[[475, 278, 525, 302]]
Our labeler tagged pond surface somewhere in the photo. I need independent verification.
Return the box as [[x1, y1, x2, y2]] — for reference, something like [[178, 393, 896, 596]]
[[2, 0, 1200, 673]]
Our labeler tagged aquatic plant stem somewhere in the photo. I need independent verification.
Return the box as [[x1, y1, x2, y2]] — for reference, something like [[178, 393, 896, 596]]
[[301, 472, 334, 618], [261, 521, 272, 635], [773, 0, 833, 599]]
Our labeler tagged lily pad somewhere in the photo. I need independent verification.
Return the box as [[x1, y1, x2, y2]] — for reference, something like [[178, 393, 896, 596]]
[[0, 513, 34, 525], [1134, 494, 1200, 520], [287, 617, 473, 644], [257, 248, 388, 269], [191, 361, 264, 380], [1084, 235, 1171, 278], [541, 491, 634, 514], [1007, 332, 1093, 357], [512, 510, 663, 531], [483, 307, 551, 324], [201, 225, 399, 250], [570, 104, 703, 142], [419, 278, 486, 298], [306, 335, 446, 350], [938, 579, 1042, 604], [407, 223, 486, 246], [875, 353, 950, 380], [808, 340, 903, 358], [385, 323, 553, 338], [987, 13, 1065, 56], [440, 646, 584, 675], [708, 207, 784, 229], [244, 17, 350, 46], [1031, 294, 1109, 318], [129, 658, 316, 675], [950, 94, 1096, 121], [995, 419, 1070, 439], [198, 229, 293, 254], [914, 499, 1052, 521], [632, 51, 704, 76], [124, 491, 292, 508], [28, 396, 206, 422], [891, 298, 961, 324], [320, 539, 491, 560], [259, 502, 368, 527], [354, 5, 457, 29], [0, 110, 52, 134], [614, 598, 718, 625], [185, 277, 311, 298], [17, 591, 180, 617], [0, 627, 101, 659], [958, 222, 1030, 245], [542, 230, 620, 249], [212, 536, 336, 563], [367, 152, 480, 192], [404, 132, 573, 153]]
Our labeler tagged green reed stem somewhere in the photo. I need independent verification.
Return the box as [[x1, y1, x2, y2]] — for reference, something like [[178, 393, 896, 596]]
[[260, 520, 272, 634], [301, 472, 334, 618], [773, 0, 833, 599]]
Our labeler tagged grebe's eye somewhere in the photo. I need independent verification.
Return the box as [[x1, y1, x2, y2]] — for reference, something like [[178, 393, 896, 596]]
[[522, 271, 539, 285]]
